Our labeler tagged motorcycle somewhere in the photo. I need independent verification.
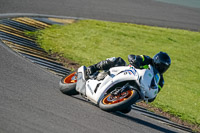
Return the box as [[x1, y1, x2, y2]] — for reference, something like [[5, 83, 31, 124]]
[[59, 65, 159, 113]]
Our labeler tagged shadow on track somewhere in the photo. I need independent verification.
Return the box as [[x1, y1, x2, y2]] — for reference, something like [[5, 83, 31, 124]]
[[112, 112, 178, 133], [113, 111, 194, 133], [131, 105, 192, 132], [71, 95, 192, 133]]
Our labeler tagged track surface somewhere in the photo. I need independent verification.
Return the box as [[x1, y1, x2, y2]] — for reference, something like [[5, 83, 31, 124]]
[[0, 0, 199, 133], [0, 44, 185, 133], [1, 0, 200, 31]]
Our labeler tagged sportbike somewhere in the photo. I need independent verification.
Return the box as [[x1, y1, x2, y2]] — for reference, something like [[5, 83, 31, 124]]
[[59, 65, 159, 113]]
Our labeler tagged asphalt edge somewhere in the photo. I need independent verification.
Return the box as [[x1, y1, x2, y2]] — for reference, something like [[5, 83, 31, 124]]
[[0, 13, 84, 20], [0, 14, 63, 79]]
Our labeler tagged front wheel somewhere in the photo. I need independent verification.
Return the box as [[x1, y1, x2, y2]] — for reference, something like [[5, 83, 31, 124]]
[[99, 88, 139, 112], [59, 72, 79, 95]]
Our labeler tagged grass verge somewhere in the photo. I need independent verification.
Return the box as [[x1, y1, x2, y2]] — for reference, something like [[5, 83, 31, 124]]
[[27, 19, 200, 128]]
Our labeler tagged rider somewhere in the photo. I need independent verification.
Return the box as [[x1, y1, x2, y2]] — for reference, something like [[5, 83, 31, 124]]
[[87, 51, 171, 102]]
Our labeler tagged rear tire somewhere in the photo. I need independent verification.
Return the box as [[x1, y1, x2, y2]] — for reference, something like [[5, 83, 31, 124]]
[[59, 72, 79, 95], [99, 89, 139, 112]]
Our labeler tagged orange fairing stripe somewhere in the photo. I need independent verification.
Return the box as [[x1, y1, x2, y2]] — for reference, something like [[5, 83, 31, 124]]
[[102, 90, 133, 105], [64, 72, 77, 83]]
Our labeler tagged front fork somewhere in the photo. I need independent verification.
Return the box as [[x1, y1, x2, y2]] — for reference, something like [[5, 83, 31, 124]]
[[110, 83, 130, 96]]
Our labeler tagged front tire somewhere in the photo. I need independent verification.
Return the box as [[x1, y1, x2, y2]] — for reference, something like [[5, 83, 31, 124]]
[[59, 72, 79, 95], [99, 89, 139, 112]]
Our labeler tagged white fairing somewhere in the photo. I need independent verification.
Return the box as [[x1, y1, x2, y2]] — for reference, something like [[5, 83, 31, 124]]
[[137, 66, 159, 99], [79, 65, 158, 104]]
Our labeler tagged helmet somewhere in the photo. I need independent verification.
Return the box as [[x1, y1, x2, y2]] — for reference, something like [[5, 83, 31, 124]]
[[153, 52, 171, 74]]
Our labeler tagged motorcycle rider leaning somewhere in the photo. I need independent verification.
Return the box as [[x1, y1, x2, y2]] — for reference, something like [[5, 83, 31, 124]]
[[87, 51, 171, 102]]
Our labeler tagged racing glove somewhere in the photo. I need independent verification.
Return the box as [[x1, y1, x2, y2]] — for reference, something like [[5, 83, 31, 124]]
[[128, 55, 143, 68]]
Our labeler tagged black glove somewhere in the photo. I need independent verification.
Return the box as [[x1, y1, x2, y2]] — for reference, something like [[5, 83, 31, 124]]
[[128, 55, 136, 63], [87, 66, 97, 75], [128, 55, 142, 68], [132, 61, 141, 68]]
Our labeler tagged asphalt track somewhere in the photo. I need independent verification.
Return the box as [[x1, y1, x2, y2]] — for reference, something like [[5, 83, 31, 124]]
[[1, 0, 200, 31], [0, 0, 199, 133]]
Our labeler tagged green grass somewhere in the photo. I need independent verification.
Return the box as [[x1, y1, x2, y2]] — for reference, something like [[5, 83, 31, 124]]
[[30, 19, 200, 125]]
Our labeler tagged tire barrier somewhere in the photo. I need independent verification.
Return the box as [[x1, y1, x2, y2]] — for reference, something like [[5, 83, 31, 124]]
[[0, 17, 77, 76]]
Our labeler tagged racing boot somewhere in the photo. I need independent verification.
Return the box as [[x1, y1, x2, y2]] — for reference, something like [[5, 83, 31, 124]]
[[87, 57, 126, 75], [119, 106, 132, 114], [86, 60, 110, 75], [87, 65, 98, 76]]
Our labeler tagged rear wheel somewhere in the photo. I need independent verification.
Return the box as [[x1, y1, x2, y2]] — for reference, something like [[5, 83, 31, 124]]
[[99, 87, 139, 112], [59, 72, 79, 95]]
